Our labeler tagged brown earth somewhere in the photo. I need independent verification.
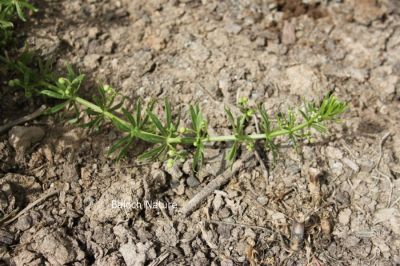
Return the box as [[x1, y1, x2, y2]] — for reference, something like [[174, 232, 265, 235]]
[[1, 0, 400, 265]]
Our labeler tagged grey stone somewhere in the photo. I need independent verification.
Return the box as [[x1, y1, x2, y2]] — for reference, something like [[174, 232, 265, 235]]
[[186, 175, 200, 188], [225, 23, 242, 34], [32, 228, 85, 265], [338, 208, 352, 225], [189, 41, 211, 62], [83, 54, 101, 69], [282, 20, 296, 45], [9, 126, 45, 158], [15, 215, 33, 231]]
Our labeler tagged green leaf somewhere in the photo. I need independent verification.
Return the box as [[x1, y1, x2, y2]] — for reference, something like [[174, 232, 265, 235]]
[[122, 108, 136, 127], [299, 109, 309, 121], [193, 142, 204, 171], [164, 98, 172, 125], [189, 105, 198, 132], [68, 117, 80, 124], [174, 111, 181, 131], [288, 134, 298, 151], [196, 112, 203, 132], [265, 139, 278, 163], [259, 104, 271, 133], [0, 19, 12, 28], [226, 142, 239, 164], [135, 100, 142, 127], [110, 117, 130, 132], [138, 145, 166, 161], [14, 1, 26, 21], [147, 111, 167, 135], [108, 135, 132, 155], [110, 100, 124, 112], [311, 123, 327, 133], [66, 64, 76, 80], [40, 90, 66, 99], [136, 131, 166, 144], [237, 115, 246, 133], [225, 107, 236, 131], [115, 138, 134, 161], [44, 102, 68, 114], [81, 117, 102, 129], [141, 100, 155, 126]]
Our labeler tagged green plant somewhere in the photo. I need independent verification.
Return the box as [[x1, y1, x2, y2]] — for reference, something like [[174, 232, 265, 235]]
[[36, 68, 347, 170], [1, 0, 38, 99], [0, 0, 37, 47], [3, 50, 55, 97]]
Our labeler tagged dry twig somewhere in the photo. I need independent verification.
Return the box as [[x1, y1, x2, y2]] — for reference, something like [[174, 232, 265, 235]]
[[205, 219, 273, 233], [148, 251, 170, 266], [372, 132, 393, 208], [180, 153, 254, 216], [376, 132, 391, 168], [0, 105, 46, 134], [1, 189, 59, 225]]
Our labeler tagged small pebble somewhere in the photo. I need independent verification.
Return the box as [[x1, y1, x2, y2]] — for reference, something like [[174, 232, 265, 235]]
[[15, 215, 33, 231], [255, 36, 267, 47], [186, 175, 200, 188], [342, 157, 360, 172], [213, 194, 224, 211], [218, 207, 231, 218], [326, 146, 343, 159], [9, 126, 45, 156], [225, 23, 242, 34], [338, 208, 352, 225]]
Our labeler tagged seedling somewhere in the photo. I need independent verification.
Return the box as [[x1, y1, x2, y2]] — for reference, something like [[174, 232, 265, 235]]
[[0, 0, 37, 47], [4, 50, 54, 97], [35, 68, 347, 171]]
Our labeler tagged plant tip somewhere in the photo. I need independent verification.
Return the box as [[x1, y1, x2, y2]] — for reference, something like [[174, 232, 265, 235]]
[[103, 84, 114, 94], [8, 79, 19, 87], [238, 97, 248, 105], [58, 77, 66, 85], [167, 159, 174, 168]]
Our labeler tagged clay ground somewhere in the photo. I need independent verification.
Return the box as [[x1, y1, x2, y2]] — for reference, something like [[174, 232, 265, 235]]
[[1, 0, 400, 265]]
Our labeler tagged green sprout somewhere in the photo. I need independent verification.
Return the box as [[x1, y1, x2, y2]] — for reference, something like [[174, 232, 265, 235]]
[[0, 0, 37, 47], [40, 65, 84, 119], [33, 67, 346, 171]]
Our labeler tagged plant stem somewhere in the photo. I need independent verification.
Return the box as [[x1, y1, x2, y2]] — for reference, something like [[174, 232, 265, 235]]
[[76, 96, 314, 146], [75, 97, 129, 128]]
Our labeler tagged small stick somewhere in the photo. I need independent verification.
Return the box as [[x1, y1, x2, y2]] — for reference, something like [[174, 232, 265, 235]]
[[376, 132, 391, 169], [0, 105, 46, 133], [371, 132, 393, 208], [196, 84, 218, 102], [2, 189, 59, 225], [205, 219, 273, 233], [158, 200, 173, 225], [374, 169, 394, 208], [180, 153, 254, 216], [148, 251, 170, 266]]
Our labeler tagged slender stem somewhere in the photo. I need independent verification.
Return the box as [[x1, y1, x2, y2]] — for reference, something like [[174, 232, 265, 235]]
[[75, 96, 317, 146], [75, 97, 129, 128]]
